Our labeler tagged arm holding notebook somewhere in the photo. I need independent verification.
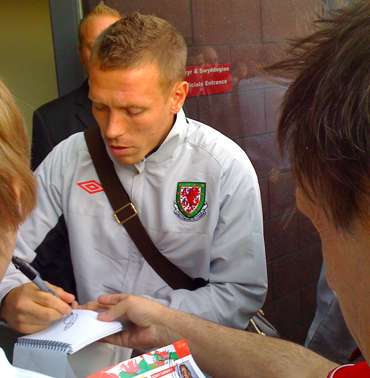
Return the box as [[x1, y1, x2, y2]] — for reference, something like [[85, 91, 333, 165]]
[[95, 293, 336, 378]]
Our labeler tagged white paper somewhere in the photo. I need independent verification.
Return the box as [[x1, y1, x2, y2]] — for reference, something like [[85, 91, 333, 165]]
[[16, 309, 123, 354]]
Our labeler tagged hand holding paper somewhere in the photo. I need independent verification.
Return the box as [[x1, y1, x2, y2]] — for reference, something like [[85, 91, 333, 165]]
[[97, 293, 175, 351]]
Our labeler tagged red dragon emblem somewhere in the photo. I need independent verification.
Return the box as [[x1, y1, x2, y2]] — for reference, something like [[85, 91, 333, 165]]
[[174, 182, 207, 221]]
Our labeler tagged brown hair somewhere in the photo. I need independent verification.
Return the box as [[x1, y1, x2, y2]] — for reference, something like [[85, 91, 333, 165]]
[[79, 1, 121, 46], [268, 0, 370, 230], [0, 80, 36, 233], [92, 12, 187, 91]]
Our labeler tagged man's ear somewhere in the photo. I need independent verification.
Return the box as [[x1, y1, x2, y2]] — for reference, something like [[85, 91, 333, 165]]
[[169, 81, 189, 114]]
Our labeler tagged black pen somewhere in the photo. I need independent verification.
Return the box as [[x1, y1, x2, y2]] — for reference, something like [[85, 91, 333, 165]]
[[11, 256, 56, 296]]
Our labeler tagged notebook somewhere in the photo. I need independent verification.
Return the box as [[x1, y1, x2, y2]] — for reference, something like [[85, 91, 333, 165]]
[[15, 309, 124, 355]]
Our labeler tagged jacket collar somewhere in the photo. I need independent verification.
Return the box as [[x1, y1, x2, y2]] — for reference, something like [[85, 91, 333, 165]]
[[134, 109, 187, 172], [108, 109, 188, 173]]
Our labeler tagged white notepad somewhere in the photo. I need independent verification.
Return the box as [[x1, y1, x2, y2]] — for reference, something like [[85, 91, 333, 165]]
[[15, 309, 123, 355]]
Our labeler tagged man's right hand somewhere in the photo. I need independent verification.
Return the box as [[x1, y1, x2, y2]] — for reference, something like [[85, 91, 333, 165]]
[[96, 294, 176, 351], [0, 282, 76, 334]]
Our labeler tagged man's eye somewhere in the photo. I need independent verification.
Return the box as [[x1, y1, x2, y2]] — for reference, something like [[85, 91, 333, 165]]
[[93, 103, 106, 111], [127, 108, 144, 116]]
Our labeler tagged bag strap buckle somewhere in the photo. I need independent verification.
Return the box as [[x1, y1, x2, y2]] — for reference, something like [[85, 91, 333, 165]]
[[113, 202, 137, 224]]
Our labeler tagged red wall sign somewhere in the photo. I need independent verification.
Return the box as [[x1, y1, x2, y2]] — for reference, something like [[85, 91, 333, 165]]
[[186, 63, 232, 97]]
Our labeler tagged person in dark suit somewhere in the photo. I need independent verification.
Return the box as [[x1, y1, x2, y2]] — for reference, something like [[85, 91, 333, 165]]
[[30, 2, 121, 295], [31, 80, 96, 170], [31, 2, 121, 170]]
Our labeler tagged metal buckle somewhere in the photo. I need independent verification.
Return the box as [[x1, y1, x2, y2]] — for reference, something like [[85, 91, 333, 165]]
[[113, 202, 137, 224]]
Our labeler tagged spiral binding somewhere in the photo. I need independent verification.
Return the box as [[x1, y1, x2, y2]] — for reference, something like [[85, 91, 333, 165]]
[[16, 339, 72, 354]]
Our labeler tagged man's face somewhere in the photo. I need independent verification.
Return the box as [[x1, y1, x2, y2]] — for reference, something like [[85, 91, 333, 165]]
[[79, 15, 120, 72], [89, 62, 188, 165], [180, 365, 192, 378], [296, 186, 370, 361]]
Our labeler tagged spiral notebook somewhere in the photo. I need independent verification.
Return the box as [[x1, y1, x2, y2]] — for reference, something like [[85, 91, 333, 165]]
[[14, 309, 123, 355], [13, 310, 124, 378]]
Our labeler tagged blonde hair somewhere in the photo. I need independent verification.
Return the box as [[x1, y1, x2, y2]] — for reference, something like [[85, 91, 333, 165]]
[[79, 1, 121, 45], [92, 13, 187, 91], [0, 80, 36, 233]]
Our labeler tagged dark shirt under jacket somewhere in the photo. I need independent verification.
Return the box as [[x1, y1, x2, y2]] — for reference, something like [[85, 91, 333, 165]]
[[31, 80, 98, 297]]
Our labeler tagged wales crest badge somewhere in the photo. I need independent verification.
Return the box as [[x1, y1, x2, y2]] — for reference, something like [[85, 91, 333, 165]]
[[174, 182, 208, 221]]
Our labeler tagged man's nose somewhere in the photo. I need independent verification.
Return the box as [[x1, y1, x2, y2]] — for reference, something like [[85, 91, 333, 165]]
[[104, 111, 126, 140]]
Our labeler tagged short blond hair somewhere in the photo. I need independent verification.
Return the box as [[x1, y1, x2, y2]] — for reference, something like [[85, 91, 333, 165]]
[[79, 1, 121, 45], [92, 13, 187, 91], [0, 80, 36, 233]]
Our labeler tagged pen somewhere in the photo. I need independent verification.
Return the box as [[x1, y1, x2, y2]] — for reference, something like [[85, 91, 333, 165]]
[[11, 256, 57, 296]]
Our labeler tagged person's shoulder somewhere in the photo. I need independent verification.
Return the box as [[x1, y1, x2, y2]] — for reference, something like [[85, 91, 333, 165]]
[[34, 83, 86, 115], [52, 131, 87, 156], [185, 117, 249, 167], [37, 132, 87, 170]]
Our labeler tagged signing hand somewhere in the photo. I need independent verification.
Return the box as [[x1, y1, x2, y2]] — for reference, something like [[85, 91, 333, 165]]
[[0, 282, 76, 334]]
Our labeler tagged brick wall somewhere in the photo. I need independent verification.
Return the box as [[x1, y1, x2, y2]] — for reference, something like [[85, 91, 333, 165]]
[[83, 0, 324, 344]]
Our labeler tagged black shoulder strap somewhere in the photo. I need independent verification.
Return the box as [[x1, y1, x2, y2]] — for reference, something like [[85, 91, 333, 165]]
[[84, 127, 208, 291]]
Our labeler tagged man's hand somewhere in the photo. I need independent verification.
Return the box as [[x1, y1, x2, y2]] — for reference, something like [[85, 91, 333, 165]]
[[0, 282, 76, 334], [78, 299, 112, 312], [97, 294, 174, 351]]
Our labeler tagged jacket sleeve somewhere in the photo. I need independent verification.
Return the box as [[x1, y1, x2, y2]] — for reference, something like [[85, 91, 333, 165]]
[[163, 157, 268, 329], [31, 110, 54, 171]]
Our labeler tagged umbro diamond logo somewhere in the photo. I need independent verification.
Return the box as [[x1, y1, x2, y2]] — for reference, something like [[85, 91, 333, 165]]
[[77, 180, 104, 194]]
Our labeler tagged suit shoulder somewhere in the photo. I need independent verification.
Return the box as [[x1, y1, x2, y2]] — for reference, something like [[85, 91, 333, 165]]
[[34, 85, 84, 116]]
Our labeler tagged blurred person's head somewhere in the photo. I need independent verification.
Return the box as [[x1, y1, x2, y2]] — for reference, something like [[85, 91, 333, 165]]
[[271, 0, 370, 361], [188, 51, 205, 66], [232, 60, 248, 84], [79, 1, 121, 72], [0, 80, 36, 279], [200, 46, 218, 65], [188, 46, 218, 66], [88, 13, 188, 166]]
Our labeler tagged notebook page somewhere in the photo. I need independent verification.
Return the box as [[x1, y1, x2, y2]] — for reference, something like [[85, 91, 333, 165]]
[[17, 309, 123, 354]]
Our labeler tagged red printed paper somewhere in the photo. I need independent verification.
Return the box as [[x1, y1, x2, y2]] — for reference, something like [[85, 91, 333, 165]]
[[88, 339, 205, 378]]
